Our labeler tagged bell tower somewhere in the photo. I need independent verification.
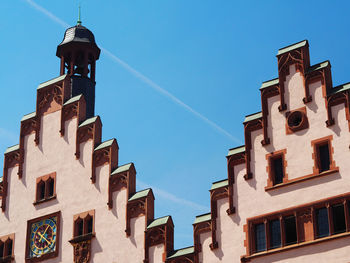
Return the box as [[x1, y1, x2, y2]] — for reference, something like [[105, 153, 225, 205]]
[[56, 14, 100, 118]]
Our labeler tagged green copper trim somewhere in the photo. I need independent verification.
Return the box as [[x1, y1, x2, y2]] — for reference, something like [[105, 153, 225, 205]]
[[111, 163, 133, 176], [21, 112, 36, 122], [227, 145, 245, 157], [260, 78, 279, 90], [128, 189, 151, 201], [243, 112, 262, 124], [307, 60, 330, 73], [329, 82, 350, 96], [5, 144, 19, 154], [37, 75, 67, 90], [193, 213, 211, 224], [63, 95, 82, 106], [277, 40, 308, 56], [167, 246, 195, 259], [77, 4, 82, 25], [79, 116, 99, 128], [147, 216, 171, 229], [210, 179, 228, 190], [94, 139, 115, 151]]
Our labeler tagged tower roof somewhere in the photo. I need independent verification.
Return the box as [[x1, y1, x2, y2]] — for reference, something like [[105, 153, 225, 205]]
[[56, 24, 101, 59]]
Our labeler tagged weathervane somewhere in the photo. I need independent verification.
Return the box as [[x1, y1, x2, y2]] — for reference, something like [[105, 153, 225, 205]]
[[77, 4, 82, 25]]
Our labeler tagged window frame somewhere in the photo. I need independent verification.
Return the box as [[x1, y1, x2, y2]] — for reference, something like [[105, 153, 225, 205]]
[[245, 193, 350, 258], [0, 234, 14, 262], [70, 210, 95, 243], [266, 149, 288, 188], [311, 136, 336, 175], [34, 172, 57, 205]]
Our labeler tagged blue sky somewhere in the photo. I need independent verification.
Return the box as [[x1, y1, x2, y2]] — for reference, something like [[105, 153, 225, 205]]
[[1, 0, 350, 249]]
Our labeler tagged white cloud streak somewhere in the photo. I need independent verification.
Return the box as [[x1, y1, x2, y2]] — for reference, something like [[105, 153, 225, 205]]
[[24, 0, 242, 144], [137, 180, 209, 212], [24, 0, 217, 214], [25, 0, 70, 28], [101, 48, 241, 144]]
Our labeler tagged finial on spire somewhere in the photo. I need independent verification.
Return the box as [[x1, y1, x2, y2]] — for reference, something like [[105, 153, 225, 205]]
[[77, 4, 82, 25]]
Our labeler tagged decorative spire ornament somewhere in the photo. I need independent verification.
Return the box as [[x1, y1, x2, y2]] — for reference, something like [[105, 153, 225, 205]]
[[77, 4, 82, 25]]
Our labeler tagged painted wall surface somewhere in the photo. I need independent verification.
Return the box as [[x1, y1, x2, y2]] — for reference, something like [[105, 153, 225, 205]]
[[2, 45, 350, 263], [195, 63, 350, 262], [0, 111, 151, 262]]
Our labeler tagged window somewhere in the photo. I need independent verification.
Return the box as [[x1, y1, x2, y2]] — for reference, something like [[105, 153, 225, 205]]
[[0, 234, 15, 262], [247, 195, 350, 257], [69, 211, 95, 263], [332, 204, 346, 234], [316, 207, 329, 238], [272, 157, 284, 185], [254, 223, 266, 253], [34, 172, 56, 204], [311, 136, 336, 174], [269, 219, 281, 249], [72, 210, 95, 239], [317, 143, 330, 172], [266, 150, 287, 188], [285, 107, 309, 134], [284, 216, 297, 245]]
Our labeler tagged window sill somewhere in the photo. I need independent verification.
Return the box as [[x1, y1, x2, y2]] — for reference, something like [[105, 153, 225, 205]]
[[242, 231, 350, 261], [265, 168, 339, 191], [25, 251, 57, 263], [33, 195, 56, 205], [68, 232, 95, 244], [0, 255, 13, 263]]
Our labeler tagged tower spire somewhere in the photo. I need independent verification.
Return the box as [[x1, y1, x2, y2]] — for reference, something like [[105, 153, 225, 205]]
[[77, 4, 82, 25]]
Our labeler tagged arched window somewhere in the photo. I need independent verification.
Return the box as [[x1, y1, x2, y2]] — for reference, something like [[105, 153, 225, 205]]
[[34, 173, 57, 205], [73, 210, 95, 238]]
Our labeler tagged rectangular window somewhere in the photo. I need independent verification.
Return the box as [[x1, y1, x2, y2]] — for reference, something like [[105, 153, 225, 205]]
[[34, 172, 56, 204], [73, 210, 95, 239], [316, 207, 329, 238], [0, 234, 14, 260], [318, 143, 330, 172], [284, 216, 297, 245], [247, 195, 350, 257], [272, 157, 284, 185], [254, 223, 266, 253], [332, 204, 346, 234], [269, 219, 281, 249]]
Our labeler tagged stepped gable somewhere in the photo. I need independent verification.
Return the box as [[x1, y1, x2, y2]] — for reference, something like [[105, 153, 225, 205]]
[[2, 21, 350, 262]]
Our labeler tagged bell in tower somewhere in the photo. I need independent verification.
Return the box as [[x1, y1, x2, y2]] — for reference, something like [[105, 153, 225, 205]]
[[56, 14, 100, 118]]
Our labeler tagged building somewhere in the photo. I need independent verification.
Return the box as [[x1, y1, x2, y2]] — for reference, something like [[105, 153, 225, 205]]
[[1, 21, 350, 263]]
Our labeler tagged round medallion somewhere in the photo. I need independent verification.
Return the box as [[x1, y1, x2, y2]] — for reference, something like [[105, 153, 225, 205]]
[[30, 217, 57, 257]]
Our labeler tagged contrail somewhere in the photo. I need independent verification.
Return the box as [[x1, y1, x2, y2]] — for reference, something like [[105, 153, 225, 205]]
[[24, 0, 241, 144], [25, 0, 70, 28], [137, 180, 209, 212]]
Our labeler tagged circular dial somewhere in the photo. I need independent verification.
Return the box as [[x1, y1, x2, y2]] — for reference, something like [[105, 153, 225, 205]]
[[30, 217, 57, 257]]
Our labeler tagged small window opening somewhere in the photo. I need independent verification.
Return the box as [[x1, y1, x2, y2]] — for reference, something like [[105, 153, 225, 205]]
[[38, 181, 45, 200], [75, 219, 84, 237], [47, 178, 55, 197], [269, 219, 281, 249], [288, 111, 303, 128], [86, 216, 93, 234], [316, 207, 329, 238], [273, 157, 284, 185], [318, 143, 330, 172], [284, 216, 297, 245], [0, 242, 4, 258], [332, 204, 346, 234], [254, 223, 266, 252], [5, 239, 12, 257]]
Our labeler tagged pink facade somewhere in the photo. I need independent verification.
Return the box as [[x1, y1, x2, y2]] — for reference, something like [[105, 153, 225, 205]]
[[1, 26, 350, 263]]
